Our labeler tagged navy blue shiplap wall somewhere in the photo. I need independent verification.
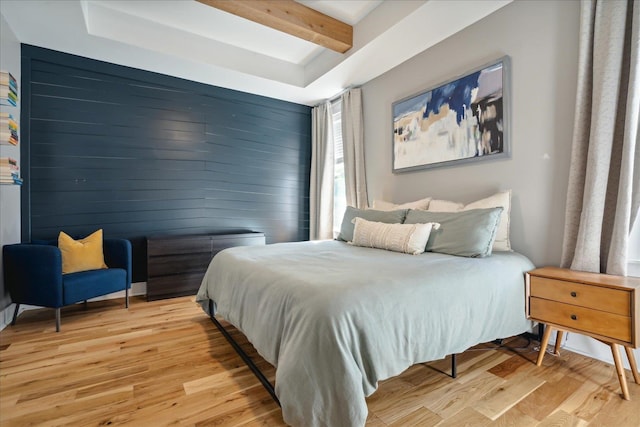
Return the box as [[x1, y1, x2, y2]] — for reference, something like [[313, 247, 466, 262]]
[[20, 45, 311, 282]]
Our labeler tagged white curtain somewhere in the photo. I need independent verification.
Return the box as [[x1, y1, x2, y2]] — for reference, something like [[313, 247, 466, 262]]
[[309, 102, 335, 240], [341, 88, 369, 209], [561, 0, 640, 275]]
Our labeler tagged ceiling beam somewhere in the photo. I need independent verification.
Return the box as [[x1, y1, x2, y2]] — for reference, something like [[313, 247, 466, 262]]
[[196, 0, 353, 53]]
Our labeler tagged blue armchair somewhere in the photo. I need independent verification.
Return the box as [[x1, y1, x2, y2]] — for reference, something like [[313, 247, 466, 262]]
[[3, 238, 132, 332]]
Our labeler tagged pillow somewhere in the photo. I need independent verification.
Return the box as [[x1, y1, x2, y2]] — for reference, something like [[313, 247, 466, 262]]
[[427, 199, 464, 212], [372, 196, 432, 211], [428, 190, 512, 251], [337, 206, 407, 242], [350, 217, 440, 255], [404, 208, 503, 257], [58, 229, 108, 274]]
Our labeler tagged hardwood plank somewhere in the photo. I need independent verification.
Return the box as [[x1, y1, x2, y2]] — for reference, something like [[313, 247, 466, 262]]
[[2, 296, 639, 427], [424, 372, 505, 419], [243, 408, 288, 426], [388, 406, 441, 426], [559, 381, 612, 423], [587, 382, 640, 426], [488, 354, 532, 379], [456, 352, 513, 384], [515, 376, 583, 420], [369, 379, 438, 425], [536, 410, 588, 427], [365, 412, 389, 427], [489, 406, 538, 427], [436, 407, 491, 426], [472, 371, 546, 420]]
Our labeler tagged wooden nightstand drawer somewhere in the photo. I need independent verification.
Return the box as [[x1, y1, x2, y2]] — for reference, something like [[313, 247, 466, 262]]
[[527, 266, 640, 401], [530, 276, 631, 316], [530, 297, 632, 343]]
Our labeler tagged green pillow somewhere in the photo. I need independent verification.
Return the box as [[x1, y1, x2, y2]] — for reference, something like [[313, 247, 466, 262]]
[[404, 207, 503, 257], [337, 207, 408, 242]]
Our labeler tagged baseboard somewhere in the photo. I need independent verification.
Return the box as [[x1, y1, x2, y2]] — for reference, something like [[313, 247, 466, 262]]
[[0, 281, 147, 332]]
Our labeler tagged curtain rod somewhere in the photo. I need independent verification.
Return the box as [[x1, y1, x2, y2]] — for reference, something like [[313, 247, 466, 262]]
[[317, 85, 359, 106]]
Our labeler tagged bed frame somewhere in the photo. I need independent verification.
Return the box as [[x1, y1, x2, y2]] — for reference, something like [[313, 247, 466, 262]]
[[207, 300, 457, 406]]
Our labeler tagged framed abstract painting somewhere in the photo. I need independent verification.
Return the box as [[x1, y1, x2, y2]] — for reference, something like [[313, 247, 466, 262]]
[[392, 56, 511, 173]]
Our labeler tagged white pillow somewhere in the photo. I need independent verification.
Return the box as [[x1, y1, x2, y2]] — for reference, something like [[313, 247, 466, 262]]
[[428, 190, 512, 251], [372, 196, 432, 211], [350, 217, 440, 255], [427, 199, 464, 212]]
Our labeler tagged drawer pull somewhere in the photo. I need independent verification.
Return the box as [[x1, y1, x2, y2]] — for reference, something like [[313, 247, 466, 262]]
[[571, 314, 577, 320], [570, 291, 577, 297]]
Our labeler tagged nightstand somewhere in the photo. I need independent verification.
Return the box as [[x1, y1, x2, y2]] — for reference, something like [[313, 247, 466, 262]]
[[526, 266, 640, 400]]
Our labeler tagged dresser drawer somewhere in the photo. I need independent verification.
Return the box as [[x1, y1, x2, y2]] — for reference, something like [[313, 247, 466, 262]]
[[147, 237, 211, 256], [530, 297, 632, 343], [147, 253, 214, 277], [530, 276, 631, 316]]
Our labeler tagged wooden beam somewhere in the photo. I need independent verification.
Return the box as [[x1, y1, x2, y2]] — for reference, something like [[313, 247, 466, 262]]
[[197, 0, 353, 53]]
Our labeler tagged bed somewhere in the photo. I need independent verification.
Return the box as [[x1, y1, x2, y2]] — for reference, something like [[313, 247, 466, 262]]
[[195, 239, 535, 427]]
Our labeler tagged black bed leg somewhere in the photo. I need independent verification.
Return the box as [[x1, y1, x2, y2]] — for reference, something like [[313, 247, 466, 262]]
[[11, 303, 20, 325], [208, 301, 280, 407], [537, 323, 545, 342], [451, 354, 457, 378]]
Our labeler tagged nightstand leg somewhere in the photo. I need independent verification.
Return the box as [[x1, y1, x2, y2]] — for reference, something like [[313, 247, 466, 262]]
[[554, 330, 564, 355], [611, 343, 631, 400], [537, 325, 553, 366], [624, 346, 640, 385]]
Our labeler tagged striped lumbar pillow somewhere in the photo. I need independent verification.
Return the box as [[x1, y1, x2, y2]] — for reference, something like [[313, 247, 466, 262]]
[[350, 217, 439, 255]]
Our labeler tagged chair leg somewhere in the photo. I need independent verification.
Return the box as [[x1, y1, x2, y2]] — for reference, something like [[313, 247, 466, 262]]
[[554, 330, 564, 355], [55, 308, 61, 332], [125, 285, 129, 309], [537, 325, 554, 366], [11, 303, 20, 325], [84, 300, 88, 310], [611, 343, 630, 400], [624, 346, 640, 385]]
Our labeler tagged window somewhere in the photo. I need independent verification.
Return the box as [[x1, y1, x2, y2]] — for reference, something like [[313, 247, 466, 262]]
[[331, 100, 346, 237]]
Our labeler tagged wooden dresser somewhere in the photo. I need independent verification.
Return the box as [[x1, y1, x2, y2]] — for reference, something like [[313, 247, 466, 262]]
[[146, 232, 265, 301], [526, 266, 640, 400]]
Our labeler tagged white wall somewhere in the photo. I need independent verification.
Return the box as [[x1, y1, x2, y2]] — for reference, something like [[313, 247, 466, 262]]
[[361, 0, 639, 368], [0, 12, 21, 319]]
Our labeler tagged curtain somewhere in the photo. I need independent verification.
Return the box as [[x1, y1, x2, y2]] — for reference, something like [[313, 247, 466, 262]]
[[341, 88, 369, 209], [561, 0, 640, 275], [309, 102, 335, 240]]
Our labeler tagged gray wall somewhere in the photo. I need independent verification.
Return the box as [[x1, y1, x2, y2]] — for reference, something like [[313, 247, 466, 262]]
[[362, 0, 580, 267], [0, 14, 21, 311]]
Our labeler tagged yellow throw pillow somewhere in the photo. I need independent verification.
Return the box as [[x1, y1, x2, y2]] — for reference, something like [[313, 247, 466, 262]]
[[58, 229, 108, 274]]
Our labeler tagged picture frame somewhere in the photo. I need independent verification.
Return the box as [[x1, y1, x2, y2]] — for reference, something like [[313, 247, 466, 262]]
[[392, 56, 511, 173]]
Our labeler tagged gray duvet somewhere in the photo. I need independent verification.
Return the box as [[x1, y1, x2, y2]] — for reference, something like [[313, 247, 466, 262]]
[[196, 240, 534, 427]]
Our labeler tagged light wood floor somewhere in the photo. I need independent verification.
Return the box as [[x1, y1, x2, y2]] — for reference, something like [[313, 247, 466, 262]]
[[0, 296, 638, 426]]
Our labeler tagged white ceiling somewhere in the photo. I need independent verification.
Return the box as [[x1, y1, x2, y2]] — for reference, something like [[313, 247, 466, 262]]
[[0, 0, 512, 106]]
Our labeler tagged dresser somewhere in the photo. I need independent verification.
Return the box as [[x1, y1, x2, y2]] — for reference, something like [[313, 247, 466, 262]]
[[146, 232, 265, 301], [526, 266, 640, 400]]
